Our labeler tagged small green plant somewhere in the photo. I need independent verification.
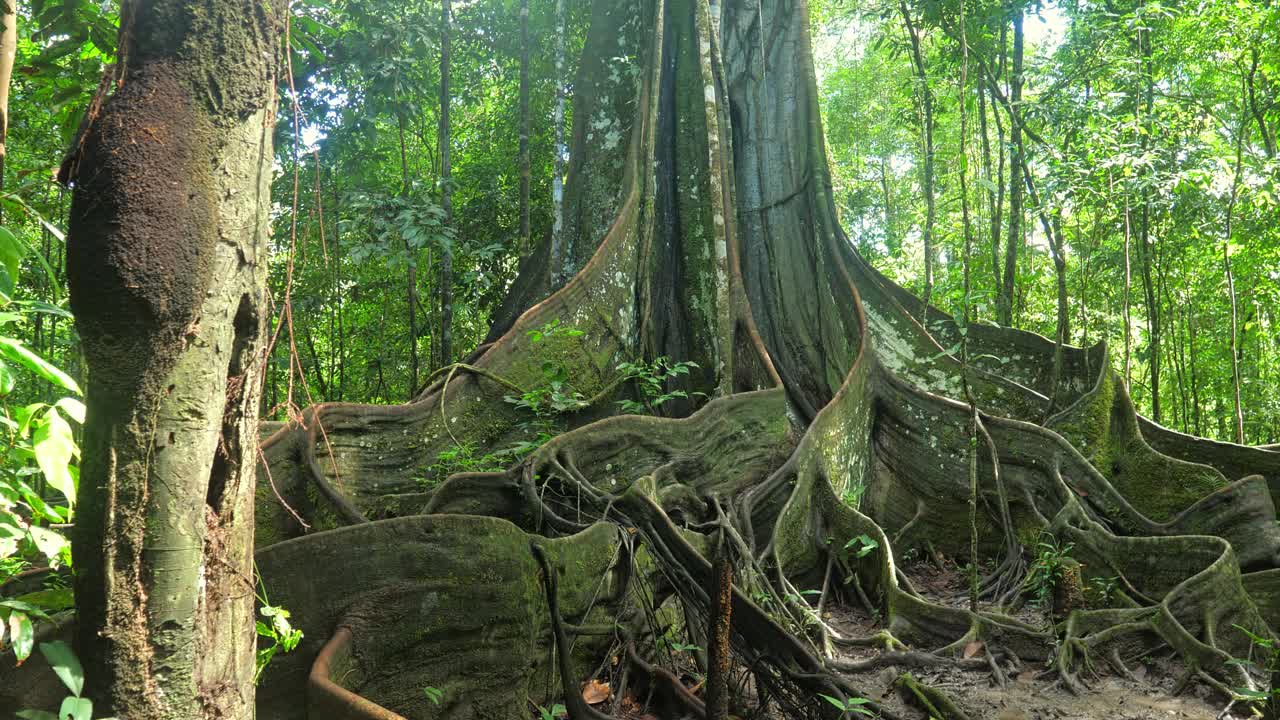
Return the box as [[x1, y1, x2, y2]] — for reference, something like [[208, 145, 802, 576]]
[[536, 703, 568, 720], [423, 686, 444, 705], [254, 573, 304, 683], [15, 641, 117, 720], [844, 534, 879, 559], [506, 321, 589, 417], [1086, 575, 1119, 607], [840, 483, 866, 508], [818, 693, 875, 717], [1023, 533, 1074, 609], [615, 357, 700, 414], [420, 441, 507, 489], [1227, 624, 1280, 714]]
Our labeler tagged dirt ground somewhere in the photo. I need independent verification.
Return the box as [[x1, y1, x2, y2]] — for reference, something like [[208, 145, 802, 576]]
[[822, 560, 1245, 720]]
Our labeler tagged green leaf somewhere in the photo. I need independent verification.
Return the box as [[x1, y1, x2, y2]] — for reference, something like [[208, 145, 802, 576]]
[[59, 696, 93, 720], [34, 408, 77, 508], [8, 610, 34, 662], [54, 398, 85, 425], [0, 339, 80, 395], [0, 600, 52, 622], [27, 526, 70, 565], [0, 360, 15, 395], [0, 227, 25, 300], [39, 641, 85, 697], [14, 710, 58, 720], [15, 587, 74, 612]]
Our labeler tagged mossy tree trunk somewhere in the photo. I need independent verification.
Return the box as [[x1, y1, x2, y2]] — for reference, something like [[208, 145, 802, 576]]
[[65, 1, 282, 717]]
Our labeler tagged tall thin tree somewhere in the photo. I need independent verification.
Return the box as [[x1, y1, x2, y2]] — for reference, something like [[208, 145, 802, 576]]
[[439, 0, 454, 365], [518, 0, 531, 257], [550, 0, 567, 284]]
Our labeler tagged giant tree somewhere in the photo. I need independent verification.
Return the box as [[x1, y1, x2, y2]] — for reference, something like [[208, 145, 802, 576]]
[[64, 0, 282, 716], [240, 0, 1280, 716]]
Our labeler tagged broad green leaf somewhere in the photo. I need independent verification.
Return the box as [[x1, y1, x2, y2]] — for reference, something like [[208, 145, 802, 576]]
[[59, 696, 93, 720], [0, 360, 15, 395], [0, 601, 51, 622], [8, 609, 34, 662], [40, 641, 85, 697], [0, 227, 24, 300], [0, 339, 80, 395], [54, 398, 85, 425], [15, 587, 74, 612], [34, 408, 77, 508], [28, 526, 70, 564]]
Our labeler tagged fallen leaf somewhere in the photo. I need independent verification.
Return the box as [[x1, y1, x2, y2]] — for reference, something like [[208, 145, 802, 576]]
[[1016, 671, 1036, 683], [582, 679, 611, 705], [963, 640, 984, 659]]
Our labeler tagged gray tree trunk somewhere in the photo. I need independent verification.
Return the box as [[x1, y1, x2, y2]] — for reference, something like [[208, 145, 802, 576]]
[[66, 1, 282, 716]]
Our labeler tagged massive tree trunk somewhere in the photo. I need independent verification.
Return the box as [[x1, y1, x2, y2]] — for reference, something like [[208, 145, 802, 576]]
[[56, 0, 1267, 718], [64, 1, 282, 717]]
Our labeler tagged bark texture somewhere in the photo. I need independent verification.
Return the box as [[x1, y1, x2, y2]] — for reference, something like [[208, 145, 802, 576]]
[[65, 1, 282, 717]]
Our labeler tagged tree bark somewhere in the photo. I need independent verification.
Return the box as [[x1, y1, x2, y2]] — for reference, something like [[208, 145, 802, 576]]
[[1225, 119, 1245, 444], [550, 0, 567, 284], [518, 0, 532, 258], [0, 0, 15, 218], [439, 0, 454, 365], [66, 0, 281, 717], [998, 8, 1023, 328], [899, 0, 935, 318]]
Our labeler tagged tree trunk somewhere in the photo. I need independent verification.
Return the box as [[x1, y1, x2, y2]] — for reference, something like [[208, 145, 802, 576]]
[[550, 0, 568, 284], [998, 9, 1023, 328], [518, 0, 532, 258], [899, 0, 935, 318], [0, 0, 15, 218], [439, 0, 454, 365], [1225, 121, 1245, 444], [66, 0, 282, 717]]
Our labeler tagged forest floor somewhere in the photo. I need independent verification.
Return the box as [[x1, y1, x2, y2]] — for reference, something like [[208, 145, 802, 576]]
[[823, 561, 1240, 720]]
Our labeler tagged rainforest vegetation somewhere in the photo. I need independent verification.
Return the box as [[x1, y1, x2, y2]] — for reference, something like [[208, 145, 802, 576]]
[[0, 0, 1278, 718]]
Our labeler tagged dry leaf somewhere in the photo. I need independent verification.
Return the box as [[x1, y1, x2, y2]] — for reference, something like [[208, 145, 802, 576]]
[[1016, 671, 1036, 683], [582, 679, 611, 705], [962, 640, 984, 659]]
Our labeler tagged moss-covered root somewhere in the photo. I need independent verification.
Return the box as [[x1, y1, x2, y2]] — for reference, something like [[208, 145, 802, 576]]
[[894, 673, 973, 720]]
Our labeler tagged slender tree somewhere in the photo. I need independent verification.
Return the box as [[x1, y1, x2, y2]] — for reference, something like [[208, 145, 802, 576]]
[[65, 0, 282, 716], [439, 0, 454, 365], [518, 0, 532, 258], [998, 7, 1023, 327], [899, 0, 936, 317], [550, 0, 567, 284], [0, 0, 14, 215]]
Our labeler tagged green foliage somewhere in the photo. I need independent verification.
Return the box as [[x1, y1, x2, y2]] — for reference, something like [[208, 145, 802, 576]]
[[423, 686, 444, 705], [840, 483, 866, 508], [1227, 624, 1280, 710], [615, 357, 701, 414], [1086, 575, 1119, 607], [536, 703, 568, 720], [15, 641, 117, 720], [505, 321, 589, 417], [817, 693, 875, 717], [843, 533, 879, 558], [817, 0, 1280, 442], [254, 574, 304, 683], [420, 441, 507, 489], [1022, 533, 1074, 609]]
